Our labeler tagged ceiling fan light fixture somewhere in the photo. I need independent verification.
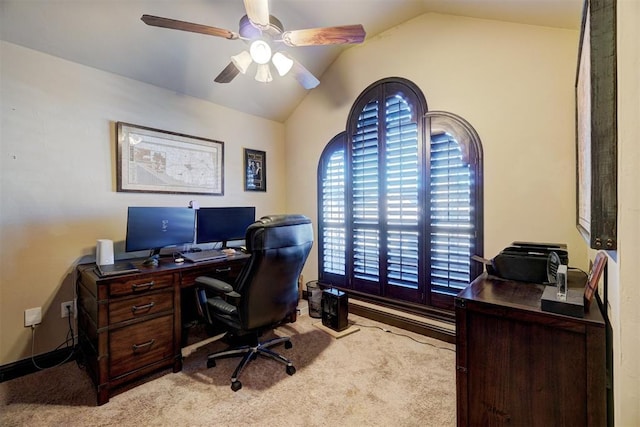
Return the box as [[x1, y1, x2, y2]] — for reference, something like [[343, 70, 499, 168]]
[[231, 50, 253, 74], [272, 52, 294, 77], [255, 63, 273, 83], [249, 39, 272, 64]]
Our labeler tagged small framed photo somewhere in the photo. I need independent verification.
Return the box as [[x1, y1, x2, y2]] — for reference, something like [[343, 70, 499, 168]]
[[244, 148, 266, 192], [584, 251, 607, 310]]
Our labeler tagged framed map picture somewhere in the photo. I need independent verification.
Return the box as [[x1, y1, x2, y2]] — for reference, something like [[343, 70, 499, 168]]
[[575, 0, 617, 250], [244, 148, 266, 192], [116, 122, 224, 195]]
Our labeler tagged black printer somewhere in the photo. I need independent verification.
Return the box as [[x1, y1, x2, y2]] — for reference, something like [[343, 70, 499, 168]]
[[485, 241, 568, 284]]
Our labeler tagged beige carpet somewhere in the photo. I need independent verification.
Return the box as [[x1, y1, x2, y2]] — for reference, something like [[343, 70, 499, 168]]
[[0, 310, 456, 426]]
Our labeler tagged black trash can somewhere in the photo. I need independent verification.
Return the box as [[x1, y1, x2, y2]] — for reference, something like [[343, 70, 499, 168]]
[[306, 281, 322, 318]]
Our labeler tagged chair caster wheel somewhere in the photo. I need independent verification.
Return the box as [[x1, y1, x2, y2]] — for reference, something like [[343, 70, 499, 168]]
[[207, 359, 216, 369], [231, 381, 242, 392], [286, 365, 296, 376], [284, 340, 293, 349]]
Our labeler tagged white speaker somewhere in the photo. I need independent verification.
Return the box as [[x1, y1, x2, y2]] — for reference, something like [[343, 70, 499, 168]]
[[96, 239, 114, 266]]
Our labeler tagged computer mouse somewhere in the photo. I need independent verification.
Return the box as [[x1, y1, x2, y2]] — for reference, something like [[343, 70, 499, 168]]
[[175, 257, 185, 264]]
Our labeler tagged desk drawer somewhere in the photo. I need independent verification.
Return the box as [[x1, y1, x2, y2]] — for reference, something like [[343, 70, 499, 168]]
[[109, 291, 173, 324], [109, 314, 174, 378], [181, 260, 246, 287], [109, 274, 174, 297]]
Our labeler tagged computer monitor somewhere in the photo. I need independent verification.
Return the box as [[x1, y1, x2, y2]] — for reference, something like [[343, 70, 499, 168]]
[[196, 207, 256, 247], [125, 207, 196, 256]]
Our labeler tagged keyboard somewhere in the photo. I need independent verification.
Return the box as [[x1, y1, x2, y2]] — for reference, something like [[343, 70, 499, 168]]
[[181, 249, 227, 263]]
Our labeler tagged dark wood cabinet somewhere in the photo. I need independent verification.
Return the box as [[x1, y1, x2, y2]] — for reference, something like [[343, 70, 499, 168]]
[[76, 254, 248, 405], [455, 274, 606, 426]]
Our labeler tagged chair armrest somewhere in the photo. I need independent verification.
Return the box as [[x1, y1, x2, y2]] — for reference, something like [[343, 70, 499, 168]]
[[195, 276, 241, 298], [208, 297, 238, 315], [196, 276, 233, 293]]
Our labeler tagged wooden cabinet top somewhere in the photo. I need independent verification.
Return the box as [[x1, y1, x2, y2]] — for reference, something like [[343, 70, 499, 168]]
[[456, 273, 605, 327]]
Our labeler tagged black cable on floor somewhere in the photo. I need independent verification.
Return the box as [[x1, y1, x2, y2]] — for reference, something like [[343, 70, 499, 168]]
[[354, 322, 456, 353]]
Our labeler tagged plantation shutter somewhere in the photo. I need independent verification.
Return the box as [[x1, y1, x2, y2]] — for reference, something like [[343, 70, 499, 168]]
[[351, 100, 380, 283], [321, 147, 346, 276], [317, 78, 482, 310], [385, 94, 419, 290], [429, 132, 475, 294]]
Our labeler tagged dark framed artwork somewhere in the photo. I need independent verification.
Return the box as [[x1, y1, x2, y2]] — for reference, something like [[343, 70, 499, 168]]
[[116, 122, 224, 195], [244, 148, 266, 192], [575, 0, 617, 250]]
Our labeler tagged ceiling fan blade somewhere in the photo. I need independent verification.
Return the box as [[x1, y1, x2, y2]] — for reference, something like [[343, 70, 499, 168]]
[[290, 60, 320, 90], [243, 0, 270, 29], [282, 25, 366, 47], [141, 15, 238, 40], [214, 62, 241, 84]]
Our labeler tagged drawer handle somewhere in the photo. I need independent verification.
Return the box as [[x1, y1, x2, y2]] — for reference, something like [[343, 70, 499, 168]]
[[215, 267, 231, 274], [131, 302, 155, 314], [131, 281, 155, 292], [132, 339, 155, 353]]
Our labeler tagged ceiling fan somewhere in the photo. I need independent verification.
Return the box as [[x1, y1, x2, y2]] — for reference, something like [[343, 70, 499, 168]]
[[141, 0, 366, 89]]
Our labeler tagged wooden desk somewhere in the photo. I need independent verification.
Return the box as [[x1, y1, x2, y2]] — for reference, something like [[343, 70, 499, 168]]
[[455, 273, 605, 426], [76, 254, 249, 405]]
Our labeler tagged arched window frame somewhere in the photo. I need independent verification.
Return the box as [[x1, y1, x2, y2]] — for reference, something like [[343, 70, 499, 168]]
[[317, 78, 483, 311]]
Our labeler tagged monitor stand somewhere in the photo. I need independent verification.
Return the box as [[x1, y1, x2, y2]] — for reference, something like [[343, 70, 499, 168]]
[[142, 250, 160, 266]]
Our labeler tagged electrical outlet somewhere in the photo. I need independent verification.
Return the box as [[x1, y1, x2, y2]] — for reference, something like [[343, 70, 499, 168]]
[[25, 307, 42, 327], [61, 300, 76, 318]]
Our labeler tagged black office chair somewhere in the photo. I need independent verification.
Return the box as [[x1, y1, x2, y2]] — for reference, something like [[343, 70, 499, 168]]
[[195, 214, 313, 391]]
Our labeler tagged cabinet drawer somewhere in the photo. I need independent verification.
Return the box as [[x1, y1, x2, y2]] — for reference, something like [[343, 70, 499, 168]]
[[109, 314, 174, 378], [109, 291, 173, 324], [109, 274, 174, 297]]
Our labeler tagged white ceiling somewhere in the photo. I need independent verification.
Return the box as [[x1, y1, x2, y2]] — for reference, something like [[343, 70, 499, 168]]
[[0, 0, 584, 123]]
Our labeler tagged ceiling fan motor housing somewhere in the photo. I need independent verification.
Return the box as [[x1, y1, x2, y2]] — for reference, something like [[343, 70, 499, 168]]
[[239, 14, 283, 39]]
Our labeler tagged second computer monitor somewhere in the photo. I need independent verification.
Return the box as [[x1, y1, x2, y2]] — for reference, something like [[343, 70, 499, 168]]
[[196, 207, 256, 247]]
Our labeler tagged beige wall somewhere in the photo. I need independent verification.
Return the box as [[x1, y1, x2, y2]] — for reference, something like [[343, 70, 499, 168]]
[[0, 42, 286, 364], [286, 13, 587, 284], [610, 1, 640, 424]]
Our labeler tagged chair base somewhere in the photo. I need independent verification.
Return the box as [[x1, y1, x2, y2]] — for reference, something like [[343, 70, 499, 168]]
[[207, 335, 296, 391]]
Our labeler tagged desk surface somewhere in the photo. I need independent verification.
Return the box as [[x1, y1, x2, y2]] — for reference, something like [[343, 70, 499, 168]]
[[80, 252, 251, 280]]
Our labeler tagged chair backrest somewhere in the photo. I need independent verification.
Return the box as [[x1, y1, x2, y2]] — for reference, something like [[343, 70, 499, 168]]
[[235, 214, 313, 330]]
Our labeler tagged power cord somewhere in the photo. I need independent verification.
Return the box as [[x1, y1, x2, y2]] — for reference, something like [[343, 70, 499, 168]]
[[30, 305, 76, 370], [354, 322, 456, 353], [569, 266, 589, 279]]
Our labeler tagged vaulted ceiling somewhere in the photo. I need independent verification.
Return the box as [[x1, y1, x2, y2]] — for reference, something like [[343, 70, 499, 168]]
[[0, 0, 583, 122]]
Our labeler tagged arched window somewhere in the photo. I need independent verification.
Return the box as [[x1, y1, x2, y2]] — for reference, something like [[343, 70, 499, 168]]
[[317, 78, 483, 311]]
